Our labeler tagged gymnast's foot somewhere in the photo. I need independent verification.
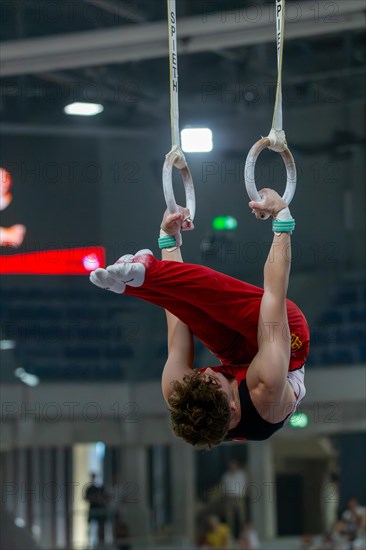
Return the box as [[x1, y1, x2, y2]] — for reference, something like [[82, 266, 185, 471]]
[[89, 250, 154, 293]]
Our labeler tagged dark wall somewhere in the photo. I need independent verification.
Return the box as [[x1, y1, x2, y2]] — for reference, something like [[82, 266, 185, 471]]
[[336, 432, 366, 511], [1, 135, 101, 253]]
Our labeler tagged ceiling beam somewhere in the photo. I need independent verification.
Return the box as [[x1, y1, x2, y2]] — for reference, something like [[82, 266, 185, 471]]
[[83, 0, 146, 23], [0, 122, 155, 138], [1, 0, 364, 77]]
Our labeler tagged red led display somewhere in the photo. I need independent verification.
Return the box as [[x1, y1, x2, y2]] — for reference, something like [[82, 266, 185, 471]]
[[0, 246, 105, 275]]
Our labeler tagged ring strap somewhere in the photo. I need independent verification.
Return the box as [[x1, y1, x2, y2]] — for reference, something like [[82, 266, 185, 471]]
[[167, 0, 180, 148], [163, 1, 196, 223], [272, 0, 285, 133]]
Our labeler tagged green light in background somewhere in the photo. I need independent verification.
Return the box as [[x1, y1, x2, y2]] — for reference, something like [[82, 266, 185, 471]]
[[212, 216, 238, 231], [289, 413, 309, 428]]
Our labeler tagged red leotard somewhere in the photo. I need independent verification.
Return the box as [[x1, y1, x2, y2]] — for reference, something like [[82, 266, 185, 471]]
[[125, 255, 310, 382]]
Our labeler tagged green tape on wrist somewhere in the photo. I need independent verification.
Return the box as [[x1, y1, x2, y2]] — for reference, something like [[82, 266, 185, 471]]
[[158, 235, 177, 249], [272, 219, 296, 233]]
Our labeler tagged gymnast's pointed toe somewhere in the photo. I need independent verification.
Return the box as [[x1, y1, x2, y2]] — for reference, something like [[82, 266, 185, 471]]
[[89, 268, 126, 294], [106, 261, 146, 288]]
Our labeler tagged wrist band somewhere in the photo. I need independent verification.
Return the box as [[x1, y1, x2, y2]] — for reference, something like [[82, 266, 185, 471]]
[[158, 235, 177, 249], [272, 206, 295, 233], [272, 219, 295, 233]]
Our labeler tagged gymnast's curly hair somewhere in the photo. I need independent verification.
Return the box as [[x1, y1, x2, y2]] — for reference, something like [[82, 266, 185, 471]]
[[167, 370, 231, 449]]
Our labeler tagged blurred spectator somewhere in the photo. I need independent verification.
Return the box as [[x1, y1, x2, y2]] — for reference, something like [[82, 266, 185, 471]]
[[108, 474, 123, 525], [0, 167, 26, 248], [239, 522, 261, 550], [206, 483, 224, 515], [109, 475, 133, 550], [113, 507, 131, 550], [342, 498, 366, 531], [342, 497, 366, 547], [201, 514, 231, 549], [84, 473, 109, 546], [318, 533, 337, 550], [321, 471, 340, 534], [299, 534, 317, 550], [332, 520, 351, 550], [220, 459, 247, 538]]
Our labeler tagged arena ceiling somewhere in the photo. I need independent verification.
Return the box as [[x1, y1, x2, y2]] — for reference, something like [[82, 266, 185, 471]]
[[0, 0, 365, 132]]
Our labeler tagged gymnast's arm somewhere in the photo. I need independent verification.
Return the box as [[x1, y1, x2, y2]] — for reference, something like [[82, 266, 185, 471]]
[[160, 210, 195, 403], [245, 189, 296, 422]]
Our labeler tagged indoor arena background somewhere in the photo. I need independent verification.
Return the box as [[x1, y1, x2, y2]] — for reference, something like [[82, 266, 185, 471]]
[[0, 1, 365, 549]]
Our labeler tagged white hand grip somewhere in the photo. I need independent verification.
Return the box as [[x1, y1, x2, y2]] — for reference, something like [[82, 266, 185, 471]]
[[244, 137, 297, 219]]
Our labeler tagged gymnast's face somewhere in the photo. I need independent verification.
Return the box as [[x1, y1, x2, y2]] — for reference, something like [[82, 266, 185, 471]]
[[202, 368, 240, 429]]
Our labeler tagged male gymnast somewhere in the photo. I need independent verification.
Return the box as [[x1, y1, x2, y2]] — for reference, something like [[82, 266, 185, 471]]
[[90, 188, 309, 447]]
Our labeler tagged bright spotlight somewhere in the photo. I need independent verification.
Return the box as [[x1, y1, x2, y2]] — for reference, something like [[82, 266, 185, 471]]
[[181, 128, 213, 153], [14, 517, 26, 528], [64, 102, 104, 116], [14, 367, 40, 387], [0, 339, 16, 350]]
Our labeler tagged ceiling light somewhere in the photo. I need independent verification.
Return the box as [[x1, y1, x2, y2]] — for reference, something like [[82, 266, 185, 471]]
[[14, 367, 40, 387], [181, 128, 213, 153], [14, 517, 26, 528], [64, 102, 104, 116], [0, 339, 16, 350]]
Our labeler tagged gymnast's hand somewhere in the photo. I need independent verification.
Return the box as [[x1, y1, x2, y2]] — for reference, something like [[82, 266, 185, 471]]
[[161, 206, 194, 236], [249, 188, 287, 219]]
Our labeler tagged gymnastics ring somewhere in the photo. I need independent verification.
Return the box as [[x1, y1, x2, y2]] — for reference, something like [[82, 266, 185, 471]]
[[244, 136, 297, 220], [162, 145, 196, 220]]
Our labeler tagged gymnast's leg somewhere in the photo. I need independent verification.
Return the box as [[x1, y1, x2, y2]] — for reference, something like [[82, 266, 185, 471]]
[[106, 250, 264, 339], [90, 251, 238, 359]]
